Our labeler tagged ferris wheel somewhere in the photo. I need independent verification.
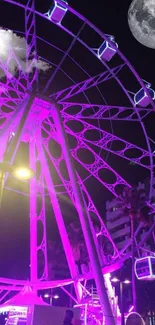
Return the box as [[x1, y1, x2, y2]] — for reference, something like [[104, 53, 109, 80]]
[[0, 0, 155, 324]]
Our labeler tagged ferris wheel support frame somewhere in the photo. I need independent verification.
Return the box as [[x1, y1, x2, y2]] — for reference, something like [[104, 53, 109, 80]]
[[0, 95, 33, 207], [0, 96, 30, 162], [51, 100, 115, 325], [35, 127, 82, 302]]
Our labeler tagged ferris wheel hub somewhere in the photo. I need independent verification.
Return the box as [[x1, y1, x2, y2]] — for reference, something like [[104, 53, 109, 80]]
[[21, 97, 51, 142]]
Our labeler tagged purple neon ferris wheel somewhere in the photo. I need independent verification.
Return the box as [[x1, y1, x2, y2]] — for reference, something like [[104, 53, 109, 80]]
[[0, 0, 155, 321]]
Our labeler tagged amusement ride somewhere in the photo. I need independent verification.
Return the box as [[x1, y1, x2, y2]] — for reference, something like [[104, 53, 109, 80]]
[[0, 0, 155, 324]]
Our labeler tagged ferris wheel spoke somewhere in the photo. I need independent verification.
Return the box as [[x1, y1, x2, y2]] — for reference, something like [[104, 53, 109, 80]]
[[0, 104, 21, 129], [0, 96, 21, 105], [62, 113, 154, 170], [0, 77, 26, 99], [52, 64, 124, 101], [0, 86, 23, 106], [0, 100, 20, 116], [61, 102, 151, 121], [121, 221, 155, 261], [42, 135, 120, 261], [36, 135, 82, 300], [25, 0, 38, 89], [42, 115, 131, 195], [65, 125, 130, 197], [0, 82, 21, 96], [44, 21, 87, 95], [77, 174, 120, 259], [0, 89, 28, 132], [0, 79, 26, 106], [0, 103, 22, 131], [43, 139, 75, 200]]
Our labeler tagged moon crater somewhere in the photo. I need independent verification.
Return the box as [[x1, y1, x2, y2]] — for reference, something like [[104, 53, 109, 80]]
[[128, 0, 155, 49]]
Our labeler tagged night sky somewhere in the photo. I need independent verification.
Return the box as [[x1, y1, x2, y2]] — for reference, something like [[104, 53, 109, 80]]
[[70, 0, 155, 84], [0, 0, 155, 310]]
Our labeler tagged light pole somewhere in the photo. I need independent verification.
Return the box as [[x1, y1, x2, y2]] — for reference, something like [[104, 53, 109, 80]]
[[111, 277, 131, 325]]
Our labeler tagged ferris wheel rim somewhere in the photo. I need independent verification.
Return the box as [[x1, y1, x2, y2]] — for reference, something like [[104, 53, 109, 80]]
[[3, 0, 155, 106]]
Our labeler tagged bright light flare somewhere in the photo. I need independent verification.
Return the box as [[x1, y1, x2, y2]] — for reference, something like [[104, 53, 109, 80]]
[[12, 166, 34, 180], [111, 277, 119, 283], [43, 293, 59, 299], [111, 277, 130, 284], [44, 293, 49, 298], [124, 279, 130, 284]]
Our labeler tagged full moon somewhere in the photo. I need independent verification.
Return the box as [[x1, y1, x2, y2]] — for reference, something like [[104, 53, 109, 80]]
[[128, 0, 155, 49]]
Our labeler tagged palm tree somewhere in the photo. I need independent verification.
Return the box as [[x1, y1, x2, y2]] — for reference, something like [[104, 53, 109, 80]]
[[47, 219, 114, 281], [67, 221, 89, 267], [47, 220, 89, 280], [118, 186, 150, 311]]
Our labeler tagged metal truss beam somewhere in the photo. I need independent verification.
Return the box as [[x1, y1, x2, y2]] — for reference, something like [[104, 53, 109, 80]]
[[63, 113, 154, 170], [43, 20, 86, 94], [65, 125, 130, 196], [60, 286, 78, 304], [0, 260, 122, 291], [29, 139, 48, 283], [41, 106, 129, 197], [41, 114, 122, 263], [0, 95, 28, 139], [77, 174, 120, 260], [42, 120, 120, 261], [25, 0, 38, 90], [44, 139, 120, 264], [61, 102, 151, 121], [36, 131, 81, 301], [52, 101, 115, 325], [52, 64, 124, 101]]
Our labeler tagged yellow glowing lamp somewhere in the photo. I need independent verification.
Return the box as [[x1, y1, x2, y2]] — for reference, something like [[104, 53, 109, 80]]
[[12, 166, 34, 180]]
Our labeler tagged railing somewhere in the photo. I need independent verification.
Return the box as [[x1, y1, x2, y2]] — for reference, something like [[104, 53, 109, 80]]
[[143, 311, 155, 325]]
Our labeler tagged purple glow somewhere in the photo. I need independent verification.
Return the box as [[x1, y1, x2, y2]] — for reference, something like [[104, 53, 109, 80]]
[[0, 1, 155, 324]]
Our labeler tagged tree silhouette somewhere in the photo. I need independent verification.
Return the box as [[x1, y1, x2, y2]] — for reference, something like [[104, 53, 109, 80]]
[[47, 218, 115, 281], [47, 221, 89, 280]]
